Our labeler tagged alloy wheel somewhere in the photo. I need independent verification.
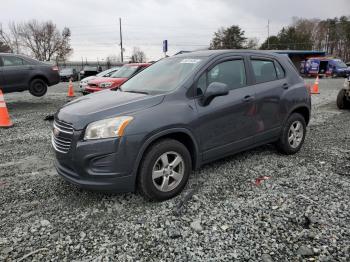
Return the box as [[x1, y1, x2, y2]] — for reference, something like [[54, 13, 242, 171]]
[[288, 120, 304, 148], [152, 151, 185, 192]]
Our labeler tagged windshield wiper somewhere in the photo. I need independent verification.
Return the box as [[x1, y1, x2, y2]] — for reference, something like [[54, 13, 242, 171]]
[[124, 90, 149, 95]]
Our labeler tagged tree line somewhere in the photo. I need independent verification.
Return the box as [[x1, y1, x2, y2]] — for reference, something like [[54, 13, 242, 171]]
[[210, 16, 350, 62]]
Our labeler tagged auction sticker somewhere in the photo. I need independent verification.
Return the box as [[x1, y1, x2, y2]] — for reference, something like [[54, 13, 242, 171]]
[[180, 59, 201, 64]]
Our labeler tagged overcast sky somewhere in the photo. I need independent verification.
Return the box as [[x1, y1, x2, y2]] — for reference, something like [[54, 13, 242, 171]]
[[1, 0, 349, 61]]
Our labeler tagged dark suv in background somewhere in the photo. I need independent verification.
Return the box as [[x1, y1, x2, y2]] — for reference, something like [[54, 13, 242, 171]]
[[53, 50, 311, 201], [0, 53, 60, 96]]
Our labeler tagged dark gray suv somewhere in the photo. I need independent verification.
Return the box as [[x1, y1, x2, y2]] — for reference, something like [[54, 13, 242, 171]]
[[0, 53, 60, 96], [53, 50, 311, 201]]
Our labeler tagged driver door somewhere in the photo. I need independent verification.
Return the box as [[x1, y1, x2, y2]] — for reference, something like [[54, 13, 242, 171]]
[[194, 57, 257, 162]]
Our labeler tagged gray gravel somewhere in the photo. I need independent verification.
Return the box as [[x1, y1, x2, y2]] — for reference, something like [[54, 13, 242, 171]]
[[0, 78, 349, 261]]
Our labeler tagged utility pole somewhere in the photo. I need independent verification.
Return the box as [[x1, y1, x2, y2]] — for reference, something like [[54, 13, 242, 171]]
[[119, 18, 124, 63], [267, 19, 270, 49]]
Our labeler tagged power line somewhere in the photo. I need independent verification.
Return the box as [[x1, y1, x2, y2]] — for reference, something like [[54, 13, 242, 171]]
[[119, 18, 123, 62], [267, 19, 270, 49]]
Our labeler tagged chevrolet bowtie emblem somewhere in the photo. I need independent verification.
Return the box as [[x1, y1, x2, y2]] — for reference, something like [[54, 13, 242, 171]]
[[53, 127, 60, 137]]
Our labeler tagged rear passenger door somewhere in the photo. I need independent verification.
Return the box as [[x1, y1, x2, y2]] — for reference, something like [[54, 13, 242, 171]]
[[249, 56, 287, 142], [1, 55, 33, 91]]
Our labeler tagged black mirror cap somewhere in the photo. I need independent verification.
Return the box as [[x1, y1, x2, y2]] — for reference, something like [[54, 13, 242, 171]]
[[201, 82, 229, 106]]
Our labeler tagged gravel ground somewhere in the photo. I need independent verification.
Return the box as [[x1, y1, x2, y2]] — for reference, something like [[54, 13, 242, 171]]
[[0, 78, 349, 261]]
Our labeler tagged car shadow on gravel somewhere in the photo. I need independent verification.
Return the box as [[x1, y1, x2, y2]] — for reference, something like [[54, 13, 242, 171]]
[[6, 101, 52, 110], [50, 177, 147, 207], [48, 144, 283, 205], [199, 143, 278, 171]]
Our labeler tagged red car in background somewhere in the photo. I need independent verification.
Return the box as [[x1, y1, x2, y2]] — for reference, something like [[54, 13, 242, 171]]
[[84, 63, 151, 94]]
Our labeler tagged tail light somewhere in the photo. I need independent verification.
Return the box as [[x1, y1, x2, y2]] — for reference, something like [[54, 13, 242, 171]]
[[52, 66, 59, 71]]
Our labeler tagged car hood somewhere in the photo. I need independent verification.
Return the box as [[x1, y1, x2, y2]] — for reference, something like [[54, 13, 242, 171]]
[[56, 90, 165, 130], [88, 77, 127, 85]]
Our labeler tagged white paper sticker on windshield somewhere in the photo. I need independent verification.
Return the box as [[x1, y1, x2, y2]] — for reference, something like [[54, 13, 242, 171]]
[[180, 59, 201, 64]]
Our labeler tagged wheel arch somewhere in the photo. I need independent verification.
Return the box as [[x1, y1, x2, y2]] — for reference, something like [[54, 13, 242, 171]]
[[132, 128, 201, 190], [287, 105, 310, 125], [29, 75, 49, 86]]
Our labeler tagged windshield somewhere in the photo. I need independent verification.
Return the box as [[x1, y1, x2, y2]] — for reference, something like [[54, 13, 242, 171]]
[[96, 67, 119, 77], [334, 60, 347, 68], [120, 57, 204, 95], [111, 65, 140, 78], [84, 66, 97, 71]]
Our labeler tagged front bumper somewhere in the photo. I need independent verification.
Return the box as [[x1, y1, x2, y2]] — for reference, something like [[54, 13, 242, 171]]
[[53, 129, 143, 192], [333, 70, 348, 77]]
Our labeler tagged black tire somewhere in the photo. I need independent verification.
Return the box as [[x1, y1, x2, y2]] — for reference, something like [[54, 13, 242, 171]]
[[138, 139, 192, 201], [336, 89, 350, 109], [276, 113, 306, 155], [29, 78, 48, 97]]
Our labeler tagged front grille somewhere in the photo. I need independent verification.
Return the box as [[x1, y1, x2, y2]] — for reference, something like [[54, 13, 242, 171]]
[[54, 119, 74, 134], [52, 119, 74, 153]]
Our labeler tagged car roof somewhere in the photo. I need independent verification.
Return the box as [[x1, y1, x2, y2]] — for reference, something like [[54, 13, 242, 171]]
[[174, 49, 284, 59], [125, 63, 151, 66]]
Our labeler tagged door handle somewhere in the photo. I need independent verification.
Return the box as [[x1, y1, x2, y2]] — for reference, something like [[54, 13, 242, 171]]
[[242, 95, 255, 102], [282, 83, 289, 89]]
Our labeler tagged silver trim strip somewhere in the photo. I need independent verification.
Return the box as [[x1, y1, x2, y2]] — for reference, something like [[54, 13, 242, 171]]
[[53, 123, 73, 134], [51, 134, 68, 154]]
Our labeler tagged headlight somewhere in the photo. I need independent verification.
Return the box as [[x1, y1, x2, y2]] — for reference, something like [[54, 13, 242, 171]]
[[99, 82, 113, 88], [84, 116, 133, 140]]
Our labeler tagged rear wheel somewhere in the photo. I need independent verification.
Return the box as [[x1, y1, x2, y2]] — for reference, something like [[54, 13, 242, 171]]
[[337, 89, 350, 109], [29, 78, 48, 97], [138, 139, 192, 201], [276, 113, 306, 155]]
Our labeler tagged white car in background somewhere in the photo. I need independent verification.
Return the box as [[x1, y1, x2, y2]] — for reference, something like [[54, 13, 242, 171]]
[[79, 67, 121, 91]]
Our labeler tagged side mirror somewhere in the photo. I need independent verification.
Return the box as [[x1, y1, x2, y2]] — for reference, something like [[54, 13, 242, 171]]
[[200, 82, 229, 106]]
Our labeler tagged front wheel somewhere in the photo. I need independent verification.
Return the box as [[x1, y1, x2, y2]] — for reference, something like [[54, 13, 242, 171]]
[[337, 89, 350, 109], [276, 113, 306, 155], [29, 79, 48, 97], [138, 139, 192, 201]]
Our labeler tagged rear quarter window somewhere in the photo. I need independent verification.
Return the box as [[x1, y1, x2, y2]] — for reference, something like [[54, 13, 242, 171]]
[[274, 61, 285, 79]]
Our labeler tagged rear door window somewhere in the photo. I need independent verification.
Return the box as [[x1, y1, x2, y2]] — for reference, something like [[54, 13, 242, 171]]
[[251, 59, 278, 83]]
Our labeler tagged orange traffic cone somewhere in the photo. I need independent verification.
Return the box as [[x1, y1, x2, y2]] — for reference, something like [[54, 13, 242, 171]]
[[0, 89, 13, 128], [311, 75, 320, 94], [67, 79, 75, 97]]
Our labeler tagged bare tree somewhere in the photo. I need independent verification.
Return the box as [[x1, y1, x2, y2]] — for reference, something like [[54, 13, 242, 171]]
[[0, 41, 11, 52], [130, 47, 146, 63], [106, 54, 121, 63], [0, 23, 13, 52], [245, 37, 259, 49], [0, 20, 72, 61]]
